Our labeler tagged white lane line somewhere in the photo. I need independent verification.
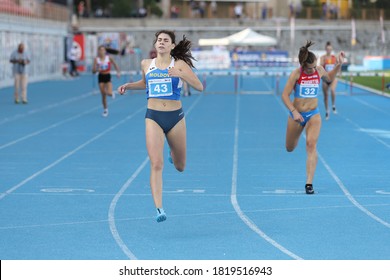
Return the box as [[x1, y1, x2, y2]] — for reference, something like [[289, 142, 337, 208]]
[[108, 157, 149, 260], [0, 90, 98, 125], [3, 203, 390, 231], [353, 97, 390, 116], [6, 192, 390, 198], [231, 94, 303, 260], [318, 153, 390, 229], [0, 106, 145, 201], [273, 94, 390, 229], [0, 102, 106, 150], [342, 116, 390, 149], [108, 94, 203, 259]]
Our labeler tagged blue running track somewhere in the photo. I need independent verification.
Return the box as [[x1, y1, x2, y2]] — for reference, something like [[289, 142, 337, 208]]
[[0, 74, 389, 260]]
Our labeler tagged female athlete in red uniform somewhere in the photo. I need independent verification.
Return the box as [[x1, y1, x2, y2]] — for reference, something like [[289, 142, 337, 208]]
[[92, 46, 120, 117], [282, 41, 344, 194]]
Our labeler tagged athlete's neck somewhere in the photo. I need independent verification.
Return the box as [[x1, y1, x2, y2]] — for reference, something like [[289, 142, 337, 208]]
[[155, 55, 172, 69]]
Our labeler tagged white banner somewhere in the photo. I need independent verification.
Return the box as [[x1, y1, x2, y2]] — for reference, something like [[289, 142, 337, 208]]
[[192, 50, 231, 70]]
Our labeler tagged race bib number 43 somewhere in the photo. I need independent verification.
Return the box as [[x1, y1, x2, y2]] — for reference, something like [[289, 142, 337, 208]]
[[148, 78, 173, 97]]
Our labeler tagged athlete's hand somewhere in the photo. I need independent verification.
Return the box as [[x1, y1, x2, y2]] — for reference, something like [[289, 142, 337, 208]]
[[117, 84, 127, 95], [337, 51, 345, 65], [168, 67, 181, 78], [292, 110, 304, 123]]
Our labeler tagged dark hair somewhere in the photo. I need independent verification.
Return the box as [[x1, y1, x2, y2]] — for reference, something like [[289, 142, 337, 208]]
[[298, 41, 316, 66], [325, 41, 332, 47], [154, 30, 196, 68]]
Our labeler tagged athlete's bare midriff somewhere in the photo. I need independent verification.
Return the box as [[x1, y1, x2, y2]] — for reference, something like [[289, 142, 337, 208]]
[[147, 98, 182, 111], [293, 98, 318, 112]]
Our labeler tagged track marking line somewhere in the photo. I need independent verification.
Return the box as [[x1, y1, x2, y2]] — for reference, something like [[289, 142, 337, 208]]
[[0, 102, 110, 150], [231, 94, 303, 260], [0, 106, 145, 201], [0, 90, 99, 125], [3, 202, 390, 231], [353, 97, 390, 116]]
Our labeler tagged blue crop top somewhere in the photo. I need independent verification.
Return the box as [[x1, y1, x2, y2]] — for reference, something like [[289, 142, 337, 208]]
[[145, 58, 182, 100], [294, 68, 321, 99]]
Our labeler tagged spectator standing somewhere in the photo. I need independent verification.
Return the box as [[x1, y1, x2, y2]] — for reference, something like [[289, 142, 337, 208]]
[[289, 1, 294, 18], [170, 5, 179, 18], [69, 43, 79, 77], [78, 1, 85, 17], [9, 43, 30, 104], [199, 1, 206, 18], [322, 2, 327, 20], [261, 3, 267, 20], [234, 3, 243, 19], [211, 1, 217, 17]]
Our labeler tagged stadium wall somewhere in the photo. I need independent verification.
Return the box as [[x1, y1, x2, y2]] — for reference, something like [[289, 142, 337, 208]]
[[0, 15, 68, 88]]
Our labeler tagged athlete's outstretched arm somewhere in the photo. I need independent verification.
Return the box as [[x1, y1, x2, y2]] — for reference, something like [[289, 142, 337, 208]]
[[92, 58, 98, 74], [281, 69, 304, 122], [117, 60, 148, 94], [168, 60, 204, 92], [110, 57, 121, 78], [320, 51, 345, 83], [117, 79, 146, 94]]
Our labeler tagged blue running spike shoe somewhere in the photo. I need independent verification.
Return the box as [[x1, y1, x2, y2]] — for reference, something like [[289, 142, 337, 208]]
[[168, 148, 173, 164], [156, 208, 167, 223]]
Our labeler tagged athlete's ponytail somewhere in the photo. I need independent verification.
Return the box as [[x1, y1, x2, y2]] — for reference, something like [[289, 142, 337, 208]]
[[298, 40, 316, 66], [154, 30, 196, 68]]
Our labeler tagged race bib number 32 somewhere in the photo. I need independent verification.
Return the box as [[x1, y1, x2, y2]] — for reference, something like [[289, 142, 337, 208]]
[[148, 78, 173, 97], [299, 84, 319, 98]]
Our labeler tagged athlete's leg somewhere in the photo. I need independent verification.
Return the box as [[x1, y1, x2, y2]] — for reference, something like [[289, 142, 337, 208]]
[[285, 116, 304, 152], [330, 79, 338, 112], [166, 118, 187, 172], [106, 81, 114, 97], [146, 118, 165, 209], [322, 82, 329, 119], [99, 83, 107, 109], [304, 115, 321, 185]]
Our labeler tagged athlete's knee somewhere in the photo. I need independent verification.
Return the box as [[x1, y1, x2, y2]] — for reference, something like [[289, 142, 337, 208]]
[[150, 158, 164, 171], [306, 139, 317, 152], [174, 161, 186, 172]]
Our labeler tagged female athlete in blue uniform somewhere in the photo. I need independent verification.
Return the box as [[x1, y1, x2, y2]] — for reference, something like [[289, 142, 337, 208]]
[[282, 41, 344, 194], [92, 46, 120, 117], [117, 30, 203, 222]]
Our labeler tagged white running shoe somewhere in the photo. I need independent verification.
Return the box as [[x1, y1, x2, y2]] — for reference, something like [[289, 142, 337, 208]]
[[102, 109, 108, 117], [111, 91, 116, 99], [332, 106, 337, 114]]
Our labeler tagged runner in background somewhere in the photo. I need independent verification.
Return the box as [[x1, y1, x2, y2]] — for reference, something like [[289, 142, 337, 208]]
[[320, 41, 338, 120], [92, 45, 120, 117]]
